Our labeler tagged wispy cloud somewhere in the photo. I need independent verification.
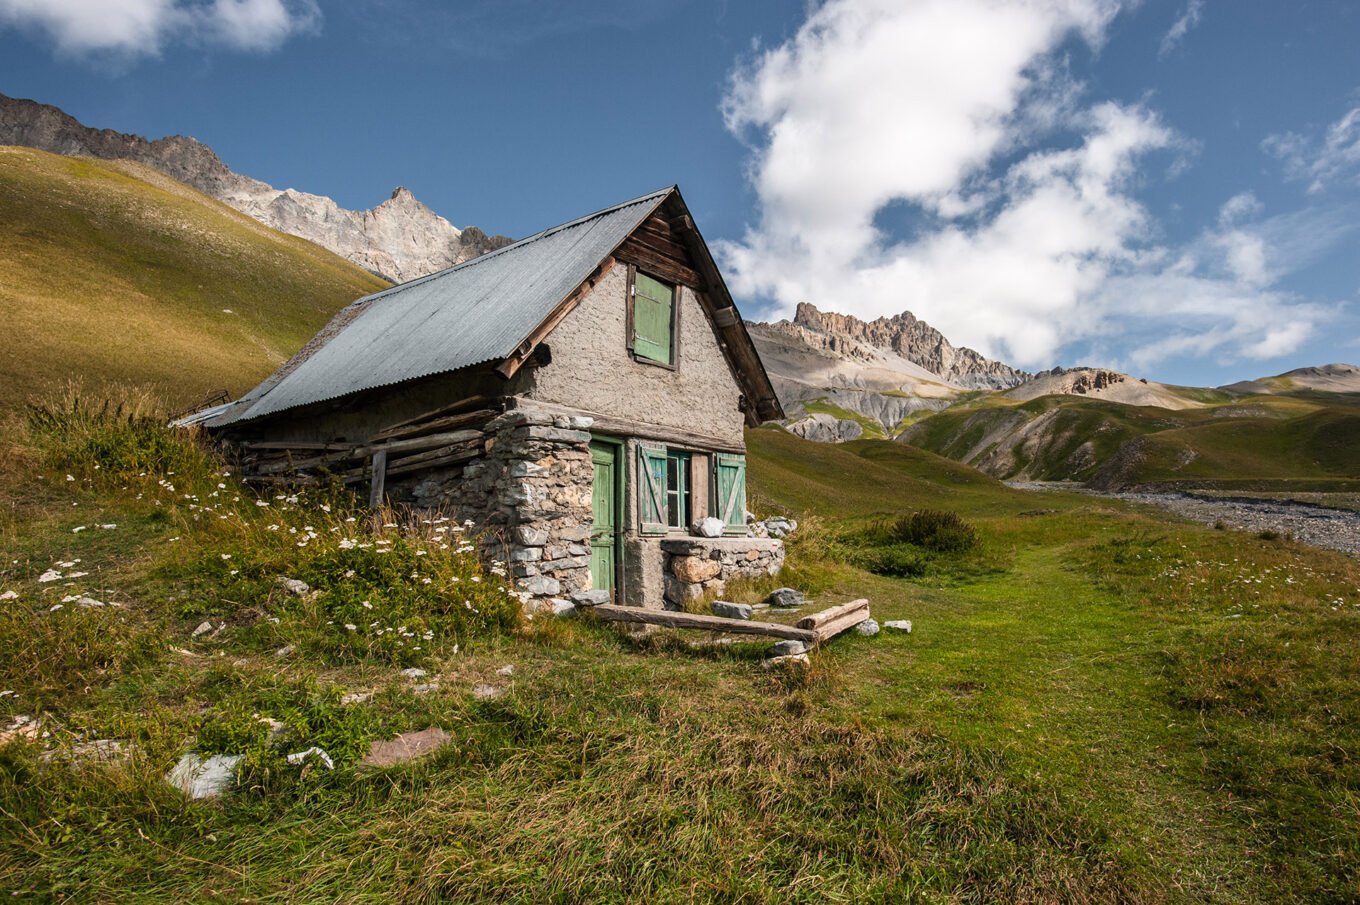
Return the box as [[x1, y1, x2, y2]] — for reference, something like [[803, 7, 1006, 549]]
[[718, 0, 1338, 373], [1264, 104, 1360, 193], [1159, 0, 1204, 57], [0, 0, 320, 59]]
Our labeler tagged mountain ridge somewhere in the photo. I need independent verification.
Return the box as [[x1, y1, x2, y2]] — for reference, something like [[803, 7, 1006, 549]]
[[0, 92, 511, 283]]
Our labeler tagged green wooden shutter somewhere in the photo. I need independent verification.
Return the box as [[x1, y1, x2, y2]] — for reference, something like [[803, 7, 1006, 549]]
[[714, 454, 747, 534], [633, 272, 673, 365], [638, 445, 668, 535]]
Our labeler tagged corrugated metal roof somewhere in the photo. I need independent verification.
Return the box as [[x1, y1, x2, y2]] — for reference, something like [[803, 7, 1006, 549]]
[[213, 187, 672, 425]]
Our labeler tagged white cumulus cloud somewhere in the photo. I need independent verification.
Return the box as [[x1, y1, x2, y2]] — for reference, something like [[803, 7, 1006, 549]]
[[718, 0, 1334, 372], [1265, 105, 1360, 194], [1159, 0, 1204, 57], [0, 0, 319, 58]]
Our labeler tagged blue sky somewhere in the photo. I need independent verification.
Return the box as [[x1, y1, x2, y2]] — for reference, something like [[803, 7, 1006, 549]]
[[1, 0, 1358, 387]]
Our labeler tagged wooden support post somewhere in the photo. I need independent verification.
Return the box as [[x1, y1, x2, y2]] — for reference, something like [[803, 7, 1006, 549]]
[[368, 449, 387, 509]]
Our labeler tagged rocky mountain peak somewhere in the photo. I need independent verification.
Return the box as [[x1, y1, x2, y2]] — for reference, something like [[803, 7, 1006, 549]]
[[784, 302, 1029, 390], [0, 92, 511, 283]]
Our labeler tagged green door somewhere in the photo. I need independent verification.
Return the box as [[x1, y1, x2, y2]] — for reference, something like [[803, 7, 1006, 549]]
[[590, 440, 620, 597]]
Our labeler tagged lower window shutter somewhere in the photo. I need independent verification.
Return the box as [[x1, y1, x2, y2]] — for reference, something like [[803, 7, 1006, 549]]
[[714, 454, 747, 534], [638, 446, 668, 535]]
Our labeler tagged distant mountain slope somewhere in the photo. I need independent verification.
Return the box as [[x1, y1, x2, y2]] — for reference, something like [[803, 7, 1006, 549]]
[[748, 302, 1029, 439], [1221, 363, 1360, 396], [900, 388, 1360, 490], [0, 92, 512, 282], [1001, 367, 1215, 410], [0, 146, 389, 409]]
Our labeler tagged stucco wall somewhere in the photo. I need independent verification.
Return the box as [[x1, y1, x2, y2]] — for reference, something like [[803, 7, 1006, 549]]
[[519, 266, 747, 448]]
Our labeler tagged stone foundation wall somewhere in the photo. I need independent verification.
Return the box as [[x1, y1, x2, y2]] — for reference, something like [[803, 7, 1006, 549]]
[[393, 409, 595, 607], [659, 537, 785, 609]]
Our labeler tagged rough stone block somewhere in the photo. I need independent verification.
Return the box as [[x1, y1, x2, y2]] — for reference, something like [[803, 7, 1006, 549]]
[[510, 547, 541, 562], [766, 588, 807, 608], [711, 601, 752, 620], [520, 575, 561, 597], [771, 639, 807, 657], [671, 554, 721, 583], [883, 619, 912, 633], [571, 589, 611, 607], [517, 426, 592, 444], [854, 618, 880, 637], [513, 525, 549, 546]]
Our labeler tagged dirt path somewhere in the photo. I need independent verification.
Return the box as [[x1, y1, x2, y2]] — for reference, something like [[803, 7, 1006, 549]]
[[1009, 482, 1360, 556]]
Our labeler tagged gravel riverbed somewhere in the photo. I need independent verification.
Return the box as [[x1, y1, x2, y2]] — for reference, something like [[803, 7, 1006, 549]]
[[1009, 482, 1360, 557]]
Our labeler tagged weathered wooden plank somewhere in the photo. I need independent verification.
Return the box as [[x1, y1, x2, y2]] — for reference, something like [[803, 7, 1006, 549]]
[[384, 448, 478, 478], [377, 429, 483, 457], [241, 440, 354, 451], [368, 449, 387, 508], [796, 599, 869, 631], [589, 604, 819, 643], [370, 408, 496, 443], [813, 608, 873, 644], [509, 401, 746, 454], [372, 395, 489, 437]]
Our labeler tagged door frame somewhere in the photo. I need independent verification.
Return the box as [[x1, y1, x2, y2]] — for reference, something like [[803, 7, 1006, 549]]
[[589, 434, 625, 600]]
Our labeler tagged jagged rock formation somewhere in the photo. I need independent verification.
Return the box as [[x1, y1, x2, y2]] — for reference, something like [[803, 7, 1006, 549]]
[[0, 92, 510, 283], [786, 413, 865, 443], [776, 303, 1030, 390]]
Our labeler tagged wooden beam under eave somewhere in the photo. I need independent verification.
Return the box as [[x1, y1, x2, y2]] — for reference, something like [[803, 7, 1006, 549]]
[[495, 257, 616, 379]]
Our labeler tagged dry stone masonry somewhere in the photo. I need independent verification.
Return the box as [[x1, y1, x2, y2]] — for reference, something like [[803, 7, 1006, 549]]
[[661, 537, 786, 609]]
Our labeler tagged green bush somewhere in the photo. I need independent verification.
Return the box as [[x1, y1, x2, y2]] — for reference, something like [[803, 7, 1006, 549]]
[[860, 545, 930, 578], [885, 509, 979, 554]]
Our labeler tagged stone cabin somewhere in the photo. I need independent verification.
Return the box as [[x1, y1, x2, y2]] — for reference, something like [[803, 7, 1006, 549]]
[[205, 186, 786, 611]]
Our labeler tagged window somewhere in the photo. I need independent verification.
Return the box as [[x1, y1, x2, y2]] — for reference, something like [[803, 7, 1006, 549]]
[[665, 450, 691, 529], [638, 445, 692, 534], [630, 269, 676, 366]]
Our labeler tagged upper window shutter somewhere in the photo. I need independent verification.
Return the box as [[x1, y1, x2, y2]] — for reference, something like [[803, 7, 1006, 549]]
[[714, 454, 747, 534], [633, 272, 673, 365], [638, 445, 668, 535]]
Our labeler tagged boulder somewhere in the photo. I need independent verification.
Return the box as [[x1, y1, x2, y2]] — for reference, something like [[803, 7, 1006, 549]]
[[771, 639, 807, 657], [854, 618, 880, 637], [549, 599, 576, 617], [166, 753, 241, 799], [883, 620, 913, 633], [711, 601, 752, 620], [672, 555, 721, 583], [276, 577, 310, 596], [765, 587, 807, 608], [570, 589, 611, 607]]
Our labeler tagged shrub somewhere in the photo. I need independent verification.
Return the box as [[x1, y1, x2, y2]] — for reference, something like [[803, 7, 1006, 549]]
[[886, 509, 978, 554], [861, 545, 930, 578]]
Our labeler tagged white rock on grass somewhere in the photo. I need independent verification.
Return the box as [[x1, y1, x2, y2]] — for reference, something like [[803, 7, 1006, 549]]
[[340, 691, 373, 705], [763, 653, 810, 669], [770, 639, 806, 657], [276, 577, 310, 596], [711, 601, 752, 620], [854, 618, 880, 637], [166, 753, 241, 799], [190, 621, 214, 638], [883, 620, 913, 633], [286, 747, 334, 770], [472, 684, 504, 701], [495, 665, 514, 677], [0, 590, 18, 600], [362, 727, 450, 767], [400, 668, 428, 680]]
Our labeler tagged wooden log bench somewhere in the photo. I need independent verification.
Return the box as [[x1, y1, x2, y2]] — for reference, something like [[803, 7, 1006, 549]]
[[589, 598, 869, 647]]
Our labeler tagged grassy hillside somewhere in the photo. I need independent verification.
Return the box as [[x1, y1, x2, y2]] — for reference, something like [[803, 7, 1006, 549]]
[[902, 390, 1360, 489], [0, 147, 388, 410], [4, 403, 1360, 902]]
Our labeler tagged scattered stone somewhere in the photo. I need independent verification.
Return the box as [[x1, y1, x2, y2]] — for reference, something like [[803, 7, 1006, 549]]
[[761, 517, 798, 539], [570, 589, 611, 607], [42, 738, 127, 765], [340, 691, 372, 705], [495, 664, 515, 677], [766, 587, 807, 608], [258, 717, 287, 738], [274, 645, 294, 658], [472, 684, 504, 701], [170, 646, 199, 658], [362, 727, 451, 767], [549, 599, 576, 617], [166, 753, 241, 799], [854, 618, 880, 637], [400, 667, 428, 680], [190, 621, 214, 638], [0, 590, 18, 600], [276, 577, 310, 596], [411, 683, 439, 695], [0, 715, 40, 743], [771, 639, 807, 657], [763, 653, 810, 669], [286, 747, 334, 770], [883, 620, 913, 633], [693, 517, 725, 538], [711, 601, 752, 620]]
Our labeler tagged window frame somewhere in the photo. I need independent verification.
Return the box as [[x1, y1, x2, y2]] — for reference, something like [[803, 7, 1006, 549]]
[[664, 449, 691, 530], [626, 264, 680, 370]]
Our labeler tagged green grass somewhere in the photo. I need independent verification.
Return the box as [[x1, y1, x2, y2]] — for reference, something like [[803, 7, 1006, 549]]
[[0, 147, 389, 411], [5, 406, 1360, 901]]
